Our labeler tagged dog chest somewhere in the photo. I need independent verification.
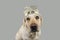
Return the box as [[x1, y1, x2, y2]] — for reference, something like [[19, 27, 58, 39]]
[[22, 32, 39, 40]]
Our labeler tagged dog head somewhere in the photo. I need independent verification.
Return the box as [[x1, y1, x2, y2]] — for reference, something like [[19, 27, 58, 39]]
[[23, 6, 42, 32]]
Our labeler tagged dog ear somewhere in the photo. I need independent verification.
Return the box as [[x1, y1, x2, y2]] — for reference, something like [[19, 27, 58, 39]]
[[23, 17, 26, 22], [23, 17, 26, 26], [40, 15, 43, 25]]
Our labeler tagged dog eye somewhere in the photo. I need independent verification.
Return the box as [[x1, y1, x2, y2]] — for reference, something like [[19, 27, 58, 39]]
[[26, 17, 30, 21], [35, 16, 39, 19], [28, 11, 30, 14]]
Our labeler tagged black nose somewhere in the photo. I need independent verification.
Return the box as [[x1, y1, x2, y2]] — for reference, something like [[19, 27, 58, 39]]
[[30, 25, 37, 32]]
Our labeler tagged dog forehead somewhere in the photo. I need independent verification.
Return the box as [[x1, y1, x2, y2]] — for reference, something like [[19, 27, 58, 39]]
[[24, 10, 39, 16], [26, 14, 39, 18], [28, 14, 35, 17]]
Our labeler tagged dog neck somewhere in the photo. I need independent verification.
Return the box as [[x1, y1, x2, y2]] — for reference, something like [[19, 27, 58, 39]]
[[29, 32, 37, 39]]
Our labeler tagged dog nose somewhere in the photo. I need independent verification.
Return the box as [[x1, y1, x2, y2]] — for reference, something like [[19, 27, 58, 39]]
[[30, 23, 38, 32]]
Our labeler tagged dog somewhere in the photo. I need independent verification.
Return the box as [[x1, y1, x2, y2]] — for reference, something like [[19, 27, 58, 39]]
[[15, 6, 42, 40]]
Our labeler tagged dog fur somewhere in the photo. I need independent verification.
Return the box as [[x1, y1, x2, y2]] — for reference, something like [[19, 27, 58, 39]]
[[15, 6, 42, 40]]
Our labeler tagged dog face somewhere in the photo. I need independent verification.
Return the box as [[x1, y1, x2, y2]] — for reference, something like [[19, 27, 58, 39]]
[[24, 11, 42, 32], [24, 6, 42, 32]]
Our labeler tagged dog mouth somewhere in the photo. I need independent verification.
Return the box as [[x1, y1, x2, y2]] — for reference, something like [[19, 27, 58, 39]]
[[30, 23, 38, 32]]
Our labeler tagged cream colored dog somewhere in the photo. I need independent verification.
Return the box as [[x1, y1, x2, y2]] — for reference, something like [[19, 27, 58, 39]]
[[15, 6, 42, 40]]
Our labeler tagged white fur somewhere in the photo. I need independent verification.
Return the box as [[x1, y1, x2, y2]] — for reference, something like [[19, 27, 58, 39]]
[[15, 6, 42, 40], [15, 25, 41, 40]]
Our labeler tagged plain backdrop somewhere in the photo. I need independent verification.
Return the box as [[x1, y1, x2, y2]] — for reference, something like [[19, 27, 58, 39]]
[[0, 0, 60, 40]]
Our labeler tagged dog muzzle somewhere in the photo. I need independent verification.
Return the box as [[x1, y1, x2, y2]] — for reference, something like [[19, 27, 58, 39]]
[[30, 23, 38, 32]]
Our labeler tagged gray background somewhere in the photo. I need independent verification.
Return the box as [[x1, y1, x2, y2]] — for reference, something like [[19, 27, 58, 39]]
[[0, 0, 60, 40]]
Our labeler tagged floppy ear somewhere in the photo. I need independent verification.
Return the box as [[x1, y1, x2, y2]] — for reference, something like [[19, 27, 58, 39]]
[[40, 16, 43, 24], [23, 17, 26, 23], [23, 17, 26, 26]]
